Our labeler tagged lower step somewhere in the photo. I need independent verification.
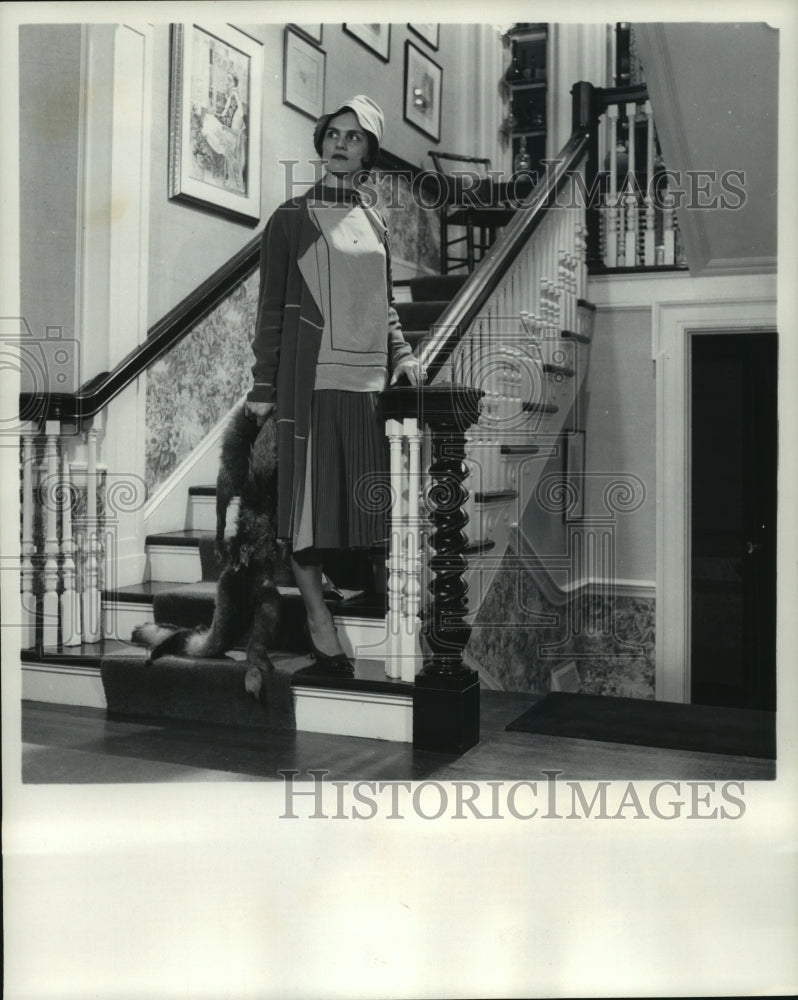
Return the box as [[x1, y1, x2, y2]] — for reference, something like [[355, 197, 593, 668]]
[[22, 643, 412, 742]]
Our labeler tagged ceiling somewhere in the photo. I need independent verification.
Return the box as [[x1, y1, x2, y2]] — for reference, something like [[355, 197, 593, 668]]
[[635, 23, 778, 275]]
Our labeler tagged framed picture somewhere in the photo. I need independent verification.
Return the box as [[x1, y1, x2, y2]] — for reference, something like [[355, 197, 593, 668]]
[[403, 41, 442, 142], [344, 24, 391, 62], [291, 23, 323, 44], [408, 23, 439, 50], [283, 27, 326, 121], [168, 23, 263, 224], [565, 430, 586, 520]]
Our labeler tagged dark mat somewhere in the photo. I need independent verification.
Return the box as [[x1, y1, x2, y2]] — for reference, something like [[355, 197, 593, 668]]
[[101, 652, 302, 731], [505, 692, 776, 759]]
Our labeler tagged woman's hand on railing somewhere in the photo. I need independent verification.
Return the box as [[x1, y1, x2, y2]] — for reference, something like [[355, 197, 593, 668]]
[[244, 400, 274, 426], [390, 357, 427, 387]]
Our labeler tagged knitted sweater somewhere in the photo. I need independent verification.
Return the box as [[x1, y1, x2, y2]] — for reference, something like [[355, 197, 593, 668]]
[[247, 182, 412, 545]]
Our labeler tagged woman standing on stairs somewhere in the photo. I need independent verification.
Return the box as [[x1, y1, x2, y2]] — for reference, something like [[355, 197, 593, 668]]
[[244, 95, 425, 673]]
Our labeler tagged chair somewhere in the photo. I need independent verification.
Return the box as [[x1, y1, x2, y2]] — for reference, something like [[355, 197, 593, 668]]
[[429, 151, 518, 274]]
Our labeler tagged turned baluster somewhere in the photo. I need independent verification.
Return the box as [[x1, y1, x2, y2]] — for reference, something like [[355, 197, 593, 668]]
[[20, 428, 37, 649], [644, 100, 656, 265], [385, 418, 405, 678], [82, 426, 101, 642], [400, 418, 423, 681], [624, 101, 638, 266], [605, 104, 619, 267], [41, 422, 60, 646], [60, 453, 81, 646]]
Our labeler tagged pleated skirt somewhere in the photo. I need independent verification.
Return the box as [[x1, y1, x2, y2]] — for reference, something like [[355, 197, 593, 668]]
[[309, 389, 390, 549]]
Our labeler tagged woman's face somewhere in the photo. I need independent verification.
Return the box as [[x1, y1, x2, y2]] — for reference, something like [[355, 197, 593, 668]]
[[321, 110, 369, 180]]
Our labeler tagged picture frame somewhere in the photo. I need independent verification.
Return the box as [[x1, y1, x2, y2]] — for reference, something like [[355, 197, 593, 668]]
[[565, 430, 586, 520], [283, 26, 326, 121], [290, 23, 323, 44], [343, 23, 391, 62], [403, 40, 442, 142], [408, 23, 439, 50], [168, 23, 263, 224]]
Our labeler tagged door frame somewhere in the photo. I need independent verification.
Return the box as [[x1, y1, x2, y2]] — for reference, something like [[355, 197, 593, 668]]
[[652, 296, 776, 702]]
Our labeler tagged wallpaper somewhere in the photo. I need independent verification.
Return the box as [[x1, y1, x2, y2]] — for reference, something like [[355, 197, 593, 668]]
[[467, 553, 655, 699], [144, 271, 259, 493], [375, 172, 440, 272]]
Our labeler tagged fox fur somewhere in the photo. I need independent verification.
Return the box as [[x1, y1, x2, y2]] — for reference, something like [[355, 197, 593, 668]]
[[133, 405, 281, 701]]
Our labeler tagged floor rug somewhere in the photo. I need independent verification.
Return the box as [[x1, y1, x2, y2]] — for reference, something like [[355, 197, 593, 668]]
[[505, 692, 776, 759]]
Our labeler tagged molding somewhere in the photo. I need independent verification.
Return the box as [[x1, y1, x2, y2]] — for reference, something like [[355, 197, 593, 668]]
[[697, 255, 778, 277], [651, 295, 776, 703], [22, 660, 107, 709], [294, 686, 412, 742], [588, 271, 777, 311], [510, 528, 656, 603]]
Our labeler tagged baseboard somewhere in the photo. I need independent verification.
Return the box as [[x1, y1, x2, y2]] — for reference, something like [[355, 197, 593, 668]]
[[510, 528, 656, 603], [294, 686, 413, 742], [22, 660, 107, 709]]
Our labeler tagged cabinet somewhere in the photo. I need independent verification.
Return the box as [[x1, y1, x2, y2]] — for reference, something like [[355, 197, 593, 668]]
[[502, 24, 548, 174]]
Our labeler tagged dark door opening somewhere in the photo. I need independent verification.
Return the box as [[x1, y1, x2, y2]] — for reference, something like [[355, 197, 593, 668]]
[[690, 332, 777, 711]]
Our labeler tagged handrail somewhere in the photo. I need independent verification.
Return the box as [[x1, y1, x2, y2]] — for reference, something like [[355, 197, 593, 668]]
[[19, 233, 263, 423], [19, 146, 432, 425], [418, 127, 590, 382]]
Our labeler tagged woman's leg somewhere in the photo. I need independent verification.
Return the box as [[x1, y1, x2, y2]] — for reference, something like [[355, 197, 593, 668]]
[[291, 548, 346, 658]]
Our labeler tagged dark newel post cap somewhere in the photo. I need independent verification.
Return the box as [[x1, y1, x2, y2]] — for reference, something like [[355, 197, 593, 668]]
[[380, 384, 483, 430], [571, 81, 595, 133]]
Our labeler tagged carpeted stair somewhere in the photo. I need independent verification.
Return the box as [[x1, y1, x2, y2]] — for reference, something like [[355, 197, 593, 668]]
[[394, 273, 468, 352], [101, 272, 469, 734]]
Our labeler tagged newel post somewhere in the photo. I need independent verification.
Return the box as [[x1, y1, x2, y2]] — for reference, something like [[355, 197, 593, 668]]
[[382, 384, 483, 754], [571, 81, 602, 270]]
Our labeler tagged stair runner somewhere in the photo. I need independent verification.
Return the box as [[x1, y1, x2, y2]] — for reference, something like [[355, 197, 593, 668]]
[[101, 274, 473, 732]]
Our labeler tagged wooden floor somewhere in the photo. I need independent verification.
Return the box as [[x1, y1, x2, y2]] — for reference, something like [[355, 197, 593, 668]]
[[21, 694, 775, 783]]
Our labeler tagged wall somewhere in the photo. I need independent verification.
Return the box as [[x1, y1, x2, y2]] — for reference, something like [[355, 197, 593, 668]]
[[19, 24, 83, 390], [146, 22, 507, 328], [582, 305, 656, 584]]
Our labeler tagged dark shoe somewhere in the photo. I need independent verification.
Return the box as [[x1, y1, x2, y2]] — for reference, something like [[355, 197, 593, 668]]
[[303, 623, 354, 673]]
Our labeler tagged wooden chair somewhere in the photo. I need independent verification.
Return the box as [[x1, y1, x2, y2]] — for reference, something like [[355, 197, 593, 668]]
[[429, 151, 517, 274]]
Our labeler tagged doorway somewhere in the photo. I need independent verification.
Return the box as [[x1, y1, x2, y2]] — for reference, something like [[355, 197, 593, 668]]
[[690, 332, 777, 710]]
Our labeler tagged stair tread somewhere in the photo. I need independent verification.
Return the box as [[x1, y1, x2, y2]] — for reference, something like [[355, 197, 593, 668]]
[[543, 363, 575, 378], [188, 485, 217, 496], [292, 659, 412, 695], [395, 300, 450, 331], [522, 400, 558, 414], [474, 489, 518, 504], [500, 444, 540, 455], [561, 329, 591, 344], [146, 529, 213, 547], [409, 274, 468, 301]]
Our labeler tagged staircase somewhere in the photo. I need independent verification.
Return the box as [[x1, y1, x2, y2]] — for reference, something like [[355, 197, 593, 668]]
[[94, 273, 479, 742], [22, 84, 611, 755]]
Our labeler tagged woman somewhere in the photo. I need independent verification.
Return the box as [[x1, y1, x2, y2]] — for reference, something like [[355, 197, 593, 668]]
[[244, 95, 424, 672]]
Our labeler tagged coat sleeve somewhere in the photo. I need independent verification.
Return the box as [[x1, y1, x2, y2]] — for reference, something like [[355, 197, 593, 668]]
[[383, 220, 414, 371], [247, 209, 290, 404]]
